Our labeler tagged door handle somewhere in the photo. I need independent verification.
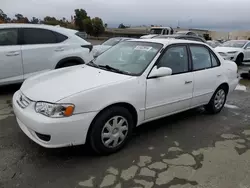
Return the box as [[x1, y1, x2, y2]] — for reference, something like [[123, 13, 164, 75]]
[[185, 81, 192, 84], [55, 47, 64, 52], [217, 74, 222, 77], [6, 51, 20, 56]]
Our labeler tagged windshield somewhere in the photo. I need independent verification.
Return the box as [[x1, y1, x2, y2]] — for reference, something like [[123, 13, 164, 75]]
[[102, 38, 121, 46], [150, 29, 163, 34], [92, 41, 163, 75], [221, 41, 247, 48]]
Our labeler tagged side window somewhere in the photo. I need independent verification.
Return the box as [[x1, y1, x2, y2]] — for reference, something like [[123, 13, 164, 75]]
[[22, 28, 57, 45], [187, 32, 196, 36], [211, 52, 220, 67], [190, 46, 212, 70], [245, 42, 250, 49], [54, 32, 68, 43], [0, 29, 18, 46], [157, 45, 189, 74], [184, 37, 202, 42]]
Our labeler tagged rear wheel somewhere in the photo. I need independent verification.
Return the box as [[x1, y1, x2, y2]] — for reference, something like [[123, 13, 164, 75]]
[[235, 54, 243, 66], [205, 86, 227, 114], [89, 106, 134, 155]]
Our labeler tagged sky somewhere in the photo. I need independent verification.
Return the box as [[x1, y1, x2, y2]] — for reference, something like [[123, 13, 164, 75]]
[[1, 0, 250, 31]]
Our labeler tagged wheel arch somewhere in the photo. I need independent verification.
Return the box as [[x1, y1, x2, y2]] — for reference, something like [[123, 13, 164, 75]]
[[217, 82, 229, 94], [86, 102, 138, 142], [55, 57, 85, 69]]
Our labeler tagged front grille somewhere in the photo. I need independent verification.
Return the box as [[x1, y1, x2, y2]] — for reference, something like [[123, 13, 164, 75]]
[[17, 93, 31, 109]]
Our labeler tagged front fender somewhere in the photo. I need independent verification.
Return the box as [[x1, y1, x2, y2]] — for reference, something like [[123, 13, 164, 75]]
[[58, 77, 146, 124]]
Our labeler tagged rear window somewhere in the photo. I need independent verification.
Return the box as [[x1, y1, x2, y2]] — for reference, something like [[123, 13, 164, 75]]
[[75, 32, 87, 39]]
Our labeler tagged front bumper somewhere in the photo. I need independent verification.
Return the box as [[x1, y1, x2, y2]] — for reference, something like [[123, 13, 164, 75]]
[[13, 90, 97, 148]]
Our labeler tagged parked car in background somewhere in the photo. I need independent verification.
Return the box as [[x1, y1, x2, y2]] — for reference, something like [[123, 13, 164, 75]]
[[92, 37, 134, 57], [207, 40, 222, 48], [154, 34, 207, 43], [140, 26, 174, 39], [175, 31, 198, 36], [0, 24, 93, 86], [214, 40, 250, 65], [13, 38, 238, 155]]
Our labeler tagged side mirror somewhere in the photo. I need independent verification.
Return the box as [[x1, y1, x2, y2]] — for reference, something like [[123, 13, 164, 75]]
[[148, 66, 172, 78], [246, 46, 250, 50]]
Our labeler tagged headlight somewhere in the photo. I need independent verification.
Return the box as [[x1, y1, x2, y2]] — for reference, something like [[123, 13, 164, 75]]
[[227, 51, 237, 54], [218, 52, 227, 56], [35, 102, 75, 118]]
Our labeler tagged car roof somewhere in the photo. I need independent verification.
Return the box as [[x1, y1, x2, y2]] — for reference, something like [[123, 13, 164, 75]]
[[0, 23, 78, 35], [156, 34, 201, 38], [129, 38, 205, 46]]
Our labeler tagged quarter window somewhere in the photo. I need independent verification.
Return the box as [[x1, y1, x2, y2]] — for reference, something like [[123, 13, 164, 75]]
[[211, 52, 220, 67], [54, 32, 68, 43], [0, 29, 18, 46], [22, 28, 57, 44], [157, 46, 189, 74], [190, 46, 212, 70]]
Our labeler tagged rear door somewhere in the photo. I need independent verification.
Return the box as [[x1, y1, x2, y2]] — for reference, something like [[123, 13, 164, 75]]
[[0, 28, 23, 85], [189, 44, 223, 107], [20, 28, 62, 79]]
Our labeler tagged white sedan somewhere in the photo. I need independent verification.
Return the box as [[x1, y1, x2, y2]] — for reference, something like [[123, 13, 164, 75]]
[[215, 40, 250, 65], [13, 39, 238, 155]]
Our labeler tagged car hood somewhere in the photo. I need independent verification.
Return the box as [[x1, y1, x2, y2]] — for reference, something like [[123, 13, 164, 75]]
[[214, 47, 242, 53], [92, 45, 112, 56], [140, 34, 158, 39], [20, 65, 132, 102]]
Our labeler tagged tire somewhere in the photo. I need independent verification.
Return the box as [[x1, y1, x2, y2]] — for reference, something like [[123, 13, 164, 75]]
[[205, 86, 227, 114], [89, 106, 134, 155], [58, 61, 79, 68], [235, 54, 243, 66]]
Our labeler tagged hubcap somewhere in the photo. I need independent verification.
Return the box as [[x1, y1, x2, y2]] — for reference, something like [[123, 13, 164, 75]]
[[214, 89, 226, 110], [101, 116, 129, 148]]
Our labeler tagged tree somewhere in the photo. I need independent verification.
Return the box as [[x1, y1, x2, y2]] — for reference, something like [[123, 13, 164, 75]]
[[91, 17, 105, 37], [15, 13, 23, 20], [118, 23, 126, 28], [14, 13, 29, 23], [30, 17, 39, 24], [43, 16, 59, 25], [0, 9, 10, 23], [74, 9, 88, 31], [83, 18, 93, 35]]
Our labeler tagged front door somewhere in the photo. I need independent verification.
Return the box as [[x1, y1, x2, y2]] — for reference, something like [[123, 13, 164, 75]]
[[0, 28, 23, 85], [189, 44, 223, 107], [145, 44, 194, 120]]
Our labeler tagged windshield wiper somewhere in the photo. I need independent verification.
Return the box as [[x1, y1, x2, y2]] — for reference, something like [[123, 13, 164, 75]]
[[98, 65, 131, 75], [87, 60, 100, 68]]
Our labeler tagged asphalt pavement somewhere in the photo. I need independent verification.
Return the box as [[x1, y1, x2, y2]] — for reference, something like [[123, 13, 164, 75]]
[[1, 51, 250, 187]]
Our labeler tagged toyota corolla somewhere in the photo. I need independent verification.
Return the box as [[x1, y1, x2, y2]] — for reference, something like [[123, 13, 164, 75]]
[[13, 39, 238, 155]]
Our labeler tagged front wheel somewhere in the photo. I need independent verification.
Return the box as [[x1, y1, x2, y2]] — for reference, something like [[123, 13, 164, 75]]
[[89, 106, 134, 155], [235, 54, 243, 66], [205, 86, 227, 114]]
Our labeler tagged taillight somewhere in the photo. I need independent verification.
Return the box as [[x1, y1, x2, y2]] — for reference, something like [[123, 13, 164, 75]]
[[81, 45, 93, 52]]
